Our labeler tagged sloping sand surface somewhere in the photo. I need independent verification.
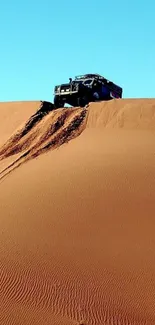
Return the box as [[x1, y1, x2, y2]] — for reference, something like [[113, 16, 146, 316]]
[[87, 98, 155, 129], [0, 99, 155, 324], [0, 101, 41, 146], [0, 103, 86, 179]]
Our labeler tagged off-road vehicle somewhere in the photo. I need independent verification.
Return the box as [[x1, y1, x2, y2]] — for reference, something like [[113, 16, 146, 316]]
[[54, 73, 123, 108]]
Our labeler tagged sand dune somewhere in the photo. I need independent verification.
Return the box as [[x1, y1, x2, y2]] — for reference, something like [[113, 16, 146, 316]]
[[0, 99, 155, 324]]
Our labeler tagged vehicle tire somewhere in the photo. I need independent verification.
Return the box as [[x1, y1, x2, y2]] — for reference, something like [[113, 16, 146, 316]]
[[54, 95, 65, 109], [77, 96, 89, 107]]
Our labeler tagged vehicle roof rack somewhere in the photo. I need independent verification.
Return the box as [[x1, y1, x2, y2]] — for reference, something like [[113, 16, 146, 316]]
[[75, 73, 109, 82]]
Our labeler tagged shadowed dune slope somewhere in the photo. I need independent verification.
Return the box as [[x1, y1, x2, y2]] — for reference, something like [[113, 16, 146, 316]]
[[0, 99, 155, 325]]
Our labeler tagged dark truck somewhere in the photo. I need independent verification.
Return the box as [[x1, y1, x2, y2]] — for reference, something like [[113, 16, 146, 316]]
[[53, 73, 123, 108]]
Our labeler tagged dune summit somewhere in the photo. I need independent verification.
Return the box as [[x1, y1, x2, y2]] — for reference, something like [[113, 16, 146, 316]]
[[0, 98, 155, 325]]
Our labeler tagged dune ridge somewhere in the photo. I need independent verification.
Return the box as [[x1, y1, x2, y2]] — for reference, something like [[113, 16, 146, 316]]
[[87, 98, 155, 129], [1, 98, 155, 180]]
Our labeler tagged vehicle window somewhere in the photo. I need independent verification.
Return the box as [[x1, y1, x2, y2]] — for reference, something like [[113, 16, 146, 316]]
[[84, 79, 92, 85]]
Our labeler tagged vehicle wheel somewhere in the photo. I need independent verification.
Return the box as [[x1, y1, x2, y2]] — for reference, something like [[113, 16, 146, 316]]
[[54, 95, 65, 108], [77, 96, 89, 107]]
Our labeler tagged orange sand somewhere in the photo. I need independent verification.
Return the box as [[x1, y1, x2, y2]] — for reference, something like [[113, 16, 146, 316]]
[[0, 99, 155, 325]]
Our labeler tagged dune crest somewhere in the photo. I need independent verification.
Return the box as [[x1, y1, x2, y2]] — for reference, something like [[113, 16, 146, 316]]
[[1, 98, 155, 180], [87, 98, 155, 129]]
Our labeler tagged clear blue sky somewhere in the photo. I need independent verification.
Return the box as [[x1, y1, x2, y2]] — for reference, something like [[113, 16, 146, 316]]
[[0, 0, 155, 102]]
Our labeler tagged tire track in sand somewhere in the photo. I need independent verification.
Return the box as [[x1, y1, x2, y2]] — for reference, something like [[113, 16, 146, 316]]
[[0, 106, 87, 181]]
